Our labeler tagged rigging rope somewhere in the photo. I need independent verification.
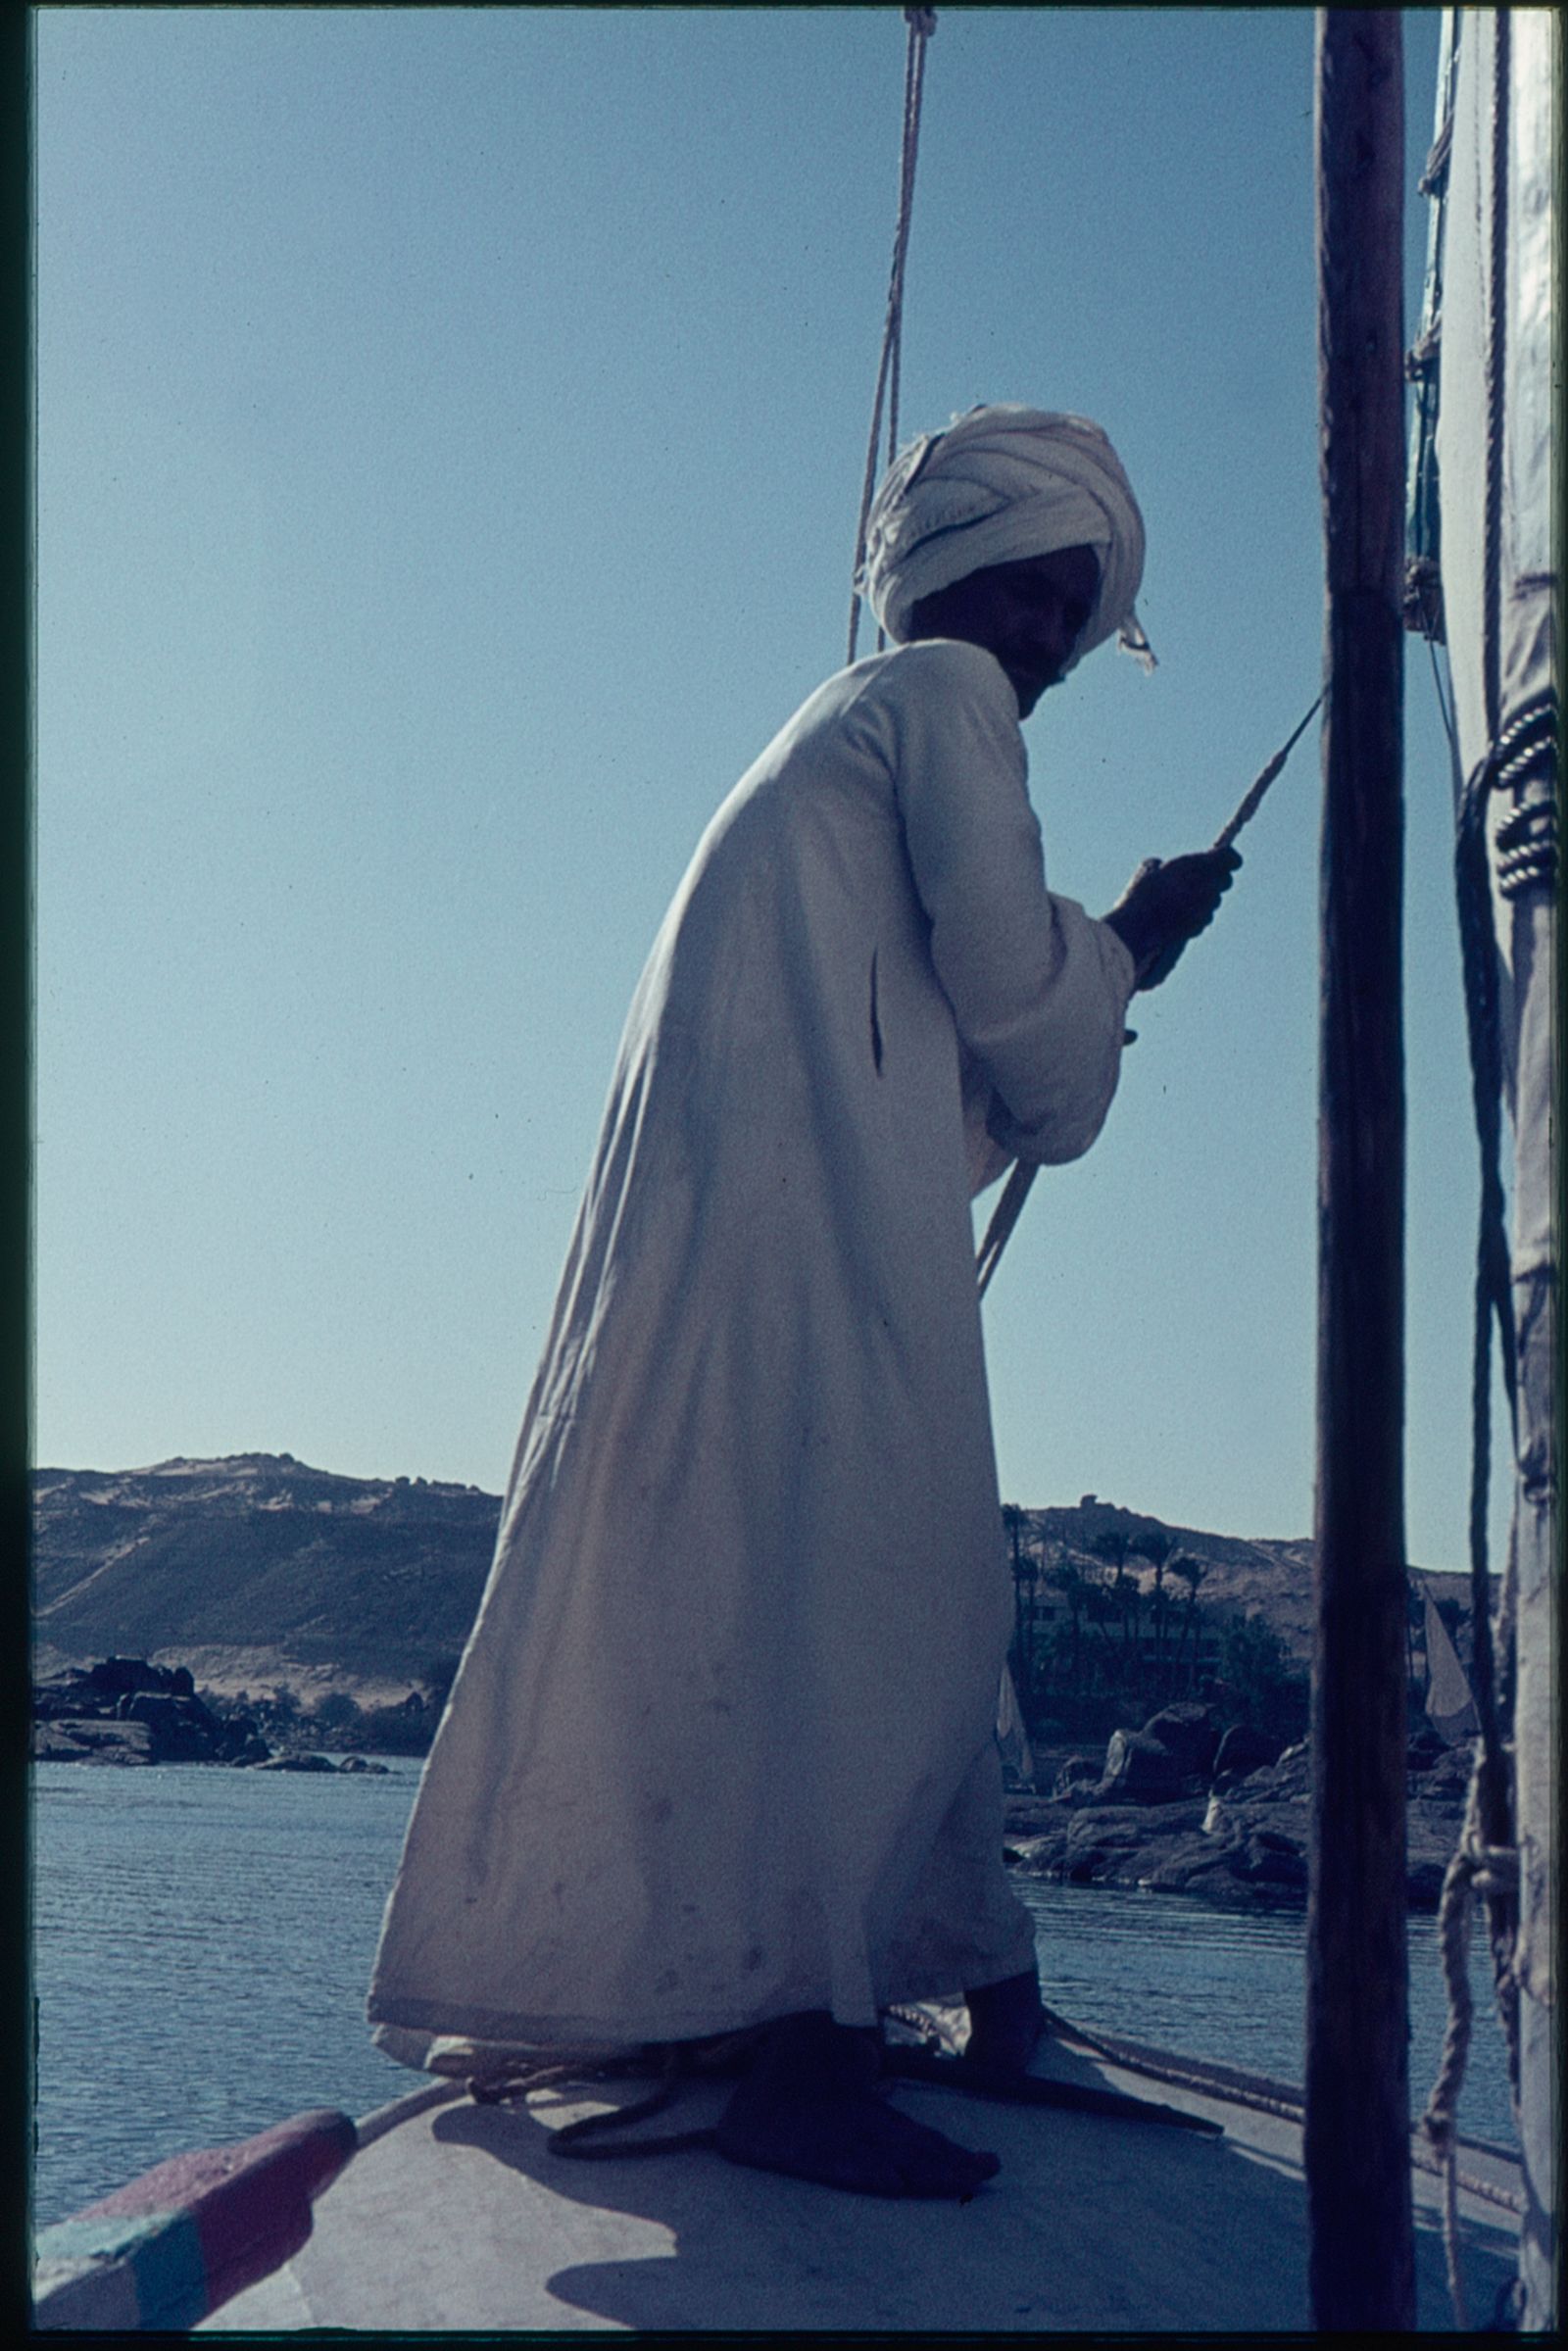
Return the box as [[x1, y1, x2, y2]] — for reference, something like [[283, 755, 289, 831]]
[[1420, 1776, 1523, 2329], [1421, 17, 1531, 2328], [1456, 0, 1519, 2040], [847, 10, 936, 667]]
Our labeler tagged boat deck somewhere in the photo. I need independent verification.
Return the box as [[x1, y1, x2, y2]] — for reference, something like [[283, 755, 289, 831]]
[[203, 2023, 1521, 2332]]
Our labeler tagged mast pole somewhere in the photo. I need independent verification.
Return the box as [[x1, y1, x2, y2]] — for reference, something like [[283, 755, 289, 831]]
[[1306, 11, 1415, 2331]]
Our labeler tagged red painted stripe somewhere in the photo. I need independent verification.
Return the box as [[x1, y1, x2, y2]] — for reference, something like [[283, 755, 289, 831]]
[[75, 2106, 356, 2222], [68, 2107, 358, 2323]]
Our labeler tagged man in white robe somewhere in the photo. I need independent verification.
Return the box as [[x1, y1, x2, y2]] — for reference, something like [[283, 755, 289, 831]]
[[368, 407, 1237, 2196]]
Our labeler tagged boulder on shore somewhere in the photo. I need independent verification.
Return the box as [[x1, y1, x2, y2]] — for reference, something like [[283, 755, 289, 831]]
[[1007, 1714, 1468, 1914], [1095, 1703, 1228, 1804], [31, 1718, 159, 1767], [1141, 1701, 1222, 1783], [32, 1658, 270, 1766], [1211, 1721, 1285, 1786], [1097, 1729, 1185, 1805]]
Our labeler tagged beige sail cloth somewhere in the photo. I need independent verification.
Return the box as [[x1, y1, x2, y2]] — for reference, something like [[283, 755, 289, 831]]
[[858, 403, 1154, 670], [368, 637, 1136, 2054], [1423, 1593, 1480, 1745]]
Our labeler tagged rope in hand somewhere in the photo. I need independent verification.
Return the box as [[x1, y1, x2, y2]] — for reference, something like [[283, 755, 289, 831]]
[[976, 695, 1320, 1297], [847, 10, 937, 667]]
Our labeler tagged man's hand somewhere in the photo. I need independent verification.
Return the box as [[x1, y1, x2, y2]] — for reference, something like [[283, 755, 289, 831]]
[[1102, 848, 1242, 991]]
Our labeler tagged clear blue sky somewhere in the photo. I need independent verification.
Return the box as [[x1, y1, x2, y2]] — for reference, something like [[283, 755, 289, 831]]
[[36, 7, 1497, 1566]]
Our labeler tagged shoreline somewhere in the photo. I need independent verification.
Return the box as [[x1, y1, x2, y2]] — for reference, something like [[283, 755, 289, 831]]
[[1004, 1736, 1470, 1917]]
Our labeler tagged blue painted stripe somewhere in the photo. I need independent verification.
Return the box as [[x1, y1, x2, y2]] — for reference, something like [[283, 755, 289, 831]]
[[34, 2207, 210, 2329], [37, 2212, 165, 2264]]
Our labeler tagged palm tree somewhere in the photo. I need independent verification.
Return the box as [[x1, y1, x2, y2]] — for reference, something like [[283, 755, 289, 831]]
[[1046, 1553, 1089, 1686], [1089, 1529, 1143, 1690], [1133, 1529, 1181, 1698], [1003, 1504, 1035, 1688], [1167, 1553, 1208, 1690], [1081, 1570, 1120, 1692]]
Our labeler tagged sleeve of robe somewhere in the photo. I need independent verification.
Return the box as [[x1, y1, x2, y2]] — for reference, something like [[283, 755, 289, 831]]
[[874, 637, 1137, 1172]]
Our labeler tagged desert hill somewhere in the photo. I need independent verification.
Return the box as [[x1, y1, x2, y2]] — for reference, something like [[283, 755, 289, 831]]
[[31, 1453, 499, 1704], [1026, 1494, 1320, 1660], [30, 1453, 1473, 1705]]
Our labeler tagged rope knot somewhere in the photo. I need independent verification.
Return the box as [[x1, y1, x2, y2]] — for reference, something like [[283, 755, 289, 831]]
[[1458, 1829, 1520, 1901], [1404, 322, 1442, 381]]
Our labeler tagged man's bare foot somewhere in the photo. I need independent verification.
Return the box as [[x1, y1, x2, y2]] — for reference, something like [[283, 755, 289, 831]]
[[963, 1969, 1045, 2074], [715, 2011, 1001, 2198]]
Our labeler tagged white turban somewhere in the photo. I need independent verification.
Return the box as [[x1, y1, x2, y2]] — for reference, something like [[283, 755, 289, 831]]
[[856, 404, 1154, 672]]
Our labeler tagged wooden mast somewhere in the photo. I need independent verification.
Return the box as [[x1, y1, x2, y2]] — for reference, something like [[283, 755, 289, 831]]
[[1305, 10, 1415, 2330]]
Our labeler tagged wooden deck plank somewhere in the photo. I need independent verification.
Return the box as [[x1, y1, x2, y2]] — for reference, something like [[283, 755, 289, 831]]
[[202, 2044, 1519, 2333]]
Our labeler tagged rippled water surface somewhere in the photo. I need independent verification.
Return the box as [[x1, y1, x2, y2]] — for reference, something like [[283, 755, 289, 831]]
[[32, 1762, 1517, 2228], [33, 1760, 424, 2226], [1015, 1877, 1516, 2143]]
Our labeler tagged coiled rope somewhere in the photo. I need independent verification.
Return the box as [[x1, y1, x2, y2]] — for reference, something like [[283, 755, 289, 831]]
[[847, 9, 937, 666]]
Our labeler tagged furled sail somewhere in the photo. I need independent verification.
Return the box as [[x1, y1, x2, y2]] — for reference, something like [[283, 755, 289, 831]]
[[1406, 10, 1558, 2331]]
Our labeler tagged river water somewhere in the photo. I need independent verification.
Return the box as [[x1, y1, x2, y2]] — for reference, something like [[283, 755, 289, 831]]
[[30, 1759, 1517, 2229]]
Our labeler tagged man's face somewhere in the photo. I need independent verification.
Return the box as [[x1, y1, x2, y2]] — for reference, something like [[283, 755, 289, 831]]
[[907, 545, 1102, 716]]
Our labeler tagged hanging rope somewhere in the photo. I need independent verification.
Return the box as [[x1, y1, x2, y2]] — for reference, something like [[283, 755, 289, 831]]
[[847, 10, 937, 667], [1421, 18, 1527, 2329], [1419, 1774, 1523, 2329], [1450, 0, 1518, 1984], [1453, 769, 1520, 1766]]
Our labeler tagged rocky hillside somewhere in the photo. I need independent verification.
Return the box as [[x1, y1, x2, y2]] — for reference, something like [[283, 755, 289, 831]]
[[1014, 1494, 1480, 1668], [30, 1454, 1474, 1703], [31, 1454, 500, 1702], [1022, 1494, 1319, 1659]]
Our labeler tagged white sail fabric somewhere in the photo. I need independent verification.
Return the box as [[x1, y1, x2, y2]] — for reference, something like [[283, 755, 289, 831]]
[[368, 637, 1134, 2049], [1422, 1594, 1479, 1744], [1422, 11, 1558, 2327], [1437, 15, 1558, 1254]]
